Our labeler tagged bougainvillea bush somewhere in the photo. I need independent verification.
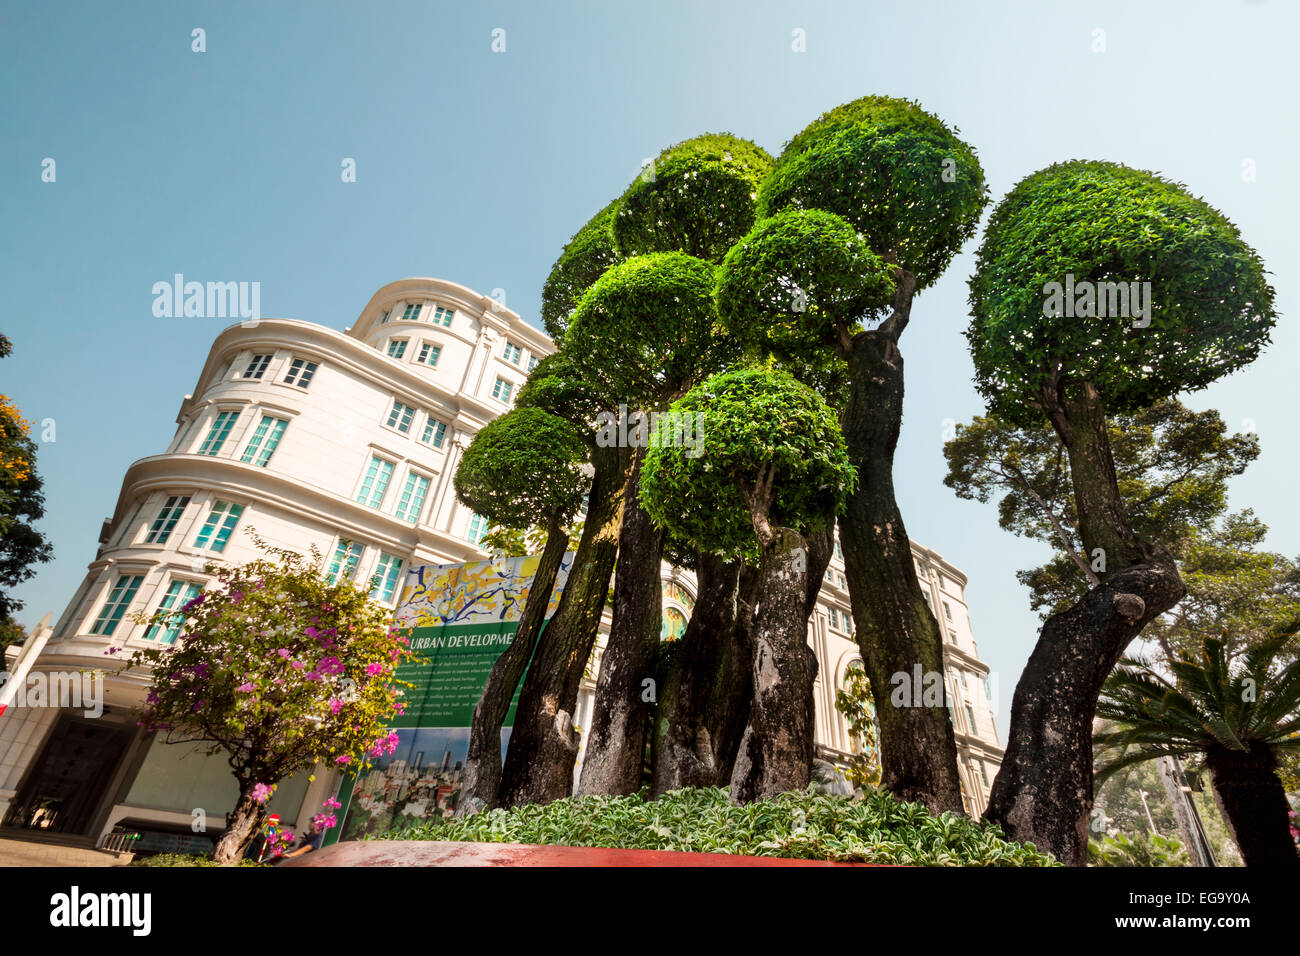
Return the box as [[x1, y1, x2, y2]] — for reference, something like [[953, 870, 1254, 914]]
[[123, 541, 419, 863], [390, 787, 1057, 866]]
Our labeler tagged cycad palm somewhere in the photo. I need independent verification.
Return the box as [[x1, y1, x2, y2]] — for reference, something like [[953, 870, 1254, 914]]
[[1095, 635, 1300, 866]]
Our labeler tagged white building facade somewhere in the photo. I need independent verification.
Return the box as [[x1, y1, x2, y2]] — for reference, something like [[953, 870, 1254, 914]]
[[0, 278, 1002, 853]]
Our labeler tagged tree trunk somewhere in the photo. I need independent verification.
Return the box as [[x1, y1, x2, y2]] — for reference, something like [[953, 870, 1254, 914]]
[[577, 450, 665, 796], [212, 786, 266, 864], [983, 560, 1185, 864], [729, 527, 815, 802], [650, 553, 745, 795], [986, 383, 1185, 865], [459, 509, 570, 815], [839, 325, 964, 814], [1204, 744, 1299, 867], [498, 443, 630, 808]]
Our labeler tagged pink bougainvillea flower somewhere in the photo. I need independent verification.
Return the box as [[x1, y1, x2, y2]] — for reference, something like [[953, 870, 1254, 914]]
[[277, 648, 291, 659], [236, 682, 255, 693], [322, 797, 342, 810], [335, 755, 351, 765], [230, 591, 244, 604], [365, 662, 384, 676], [291, 660, 304, 670], [328, 698, 344, 715], [305, 626, 320, 640], [251, 782, 275, 804]]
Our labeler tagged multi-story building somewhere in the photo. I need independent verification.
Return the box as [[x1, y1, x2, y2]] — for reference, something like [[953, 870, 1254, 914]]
[[0, 278, 1002, 854]]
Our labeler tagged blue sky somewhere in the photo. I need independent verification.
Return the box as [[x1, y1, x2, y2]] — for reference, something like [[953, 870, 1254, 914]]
[[3, 0, 1296, 729]]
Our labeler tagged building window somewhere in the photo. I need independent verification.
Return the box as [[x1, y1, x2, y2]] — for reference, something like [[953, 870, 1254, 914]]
[[144, 580, 202, 644], [394, 472, 431, 524], [386, 400, 416, 434], [417, 342, 441, 367], [401, 303, 423, 321], [947, 629, 958, 644], [491, 378, 513, 404], [357, 455, 395, 508], [197, 411, 239, 456], [420, 417, 447, 449], [114, 502, 145, 547], [284, 358, 318, 388], [833, 539, 843, 561], [243, 354, 272, 379], [984, 677, 993, 700], [90, 574, 145, 636], [977, 759, 989, 788], [327, 539, 363, 584], [193, 501, 245, 553], [527, 355, 538, 372], [387, 339, 408, 359], [370, 552, 403, 602], [466, 513, 488, 546], [378, 309, 391, 324], [965, 705, 978, 734], [432, 306, 453, 327], [240, 416, 288, 467], [503, 341, 522, 365], [943, 601, 953, 621], [144, 495, 190, 544]]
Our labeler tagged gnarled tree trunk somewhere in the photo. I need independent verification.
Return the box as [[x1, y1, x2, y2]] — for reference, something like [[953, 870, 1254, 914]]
[[1205, 744, 1299, 867], [459, 509, 570, 815], [498, 443, 630, 808], [729, 527, 814, 802], [577, 450, 664, 796], [986, 383, 1185, 864], [839, 317, 964, 814], [650, 553, 746, 795], [213, 786, 266, 864]]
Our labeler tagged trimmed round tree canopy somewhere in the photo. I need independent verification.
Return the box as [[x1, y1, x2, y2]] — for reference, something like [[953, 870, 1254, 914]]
[[759, 95, 987, 290], [639, 367, 856, 560], [454, 407, 589, 528], [515, 351, 605, 435], [967, 160, 1277, 428], [613, 133, 774, 263], [564, 251, 737, 408], [717, 208, 896, 362], [540, 199, 624, 341]]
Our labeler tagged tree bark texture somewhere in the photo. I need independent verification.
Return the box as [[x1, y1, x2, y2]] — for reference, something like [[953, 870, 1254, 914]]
[[459, 509, 570, 814], [729, 528, 815, 803], [213, 786, 266, 864], [1205, 744, 1299, 867], [650, 553, 747, 795], [983, 560, 1185, 864], [577, 451, 665, 796], [498, 443, 630, 808], [986, 383, 1185, 864], [839, 325, 964, 814]]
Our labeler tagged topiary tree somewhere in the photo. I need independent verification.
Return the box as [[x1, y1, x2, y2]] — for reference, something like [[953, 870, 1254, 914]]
[[717, 154, 978, 815], [641, 366, 856, 800], [966, 159, 1277, 864], [453, 407, 589, 813], [123, 542, 417, 863], [540, 200, 624, 341], [563, 251, 739, 798], [614, 133, 773, 263]]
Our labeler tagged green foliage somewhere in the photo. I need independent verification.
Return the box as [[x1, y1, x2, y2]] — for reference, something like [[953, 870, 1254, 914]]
[[640, 367, 856, 559], [716, 208, 895, 362], [1095, 634, 1300, 787], [834, 663, 881, 790], [454, 407, 589, 529], [614, 133, 773, 263], [129, 853, 264, 867], [1087, 832, 1189, 867], [967, 160, 1276, 428], [388, 786, 1058, 866], [123, 541, 419, 787], [563, 252, 735, 407], [760, 95, 987, 290], [514, 352, 605, 437], [540, 200, 623, 340], [942, 400, 1259, 615], [0, 358, 54, 621]]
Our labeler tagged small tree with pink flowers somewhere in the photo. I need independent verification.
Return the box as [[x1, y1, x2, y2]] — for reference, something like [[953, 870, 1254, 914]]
[[124, 540, 418, 863]]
